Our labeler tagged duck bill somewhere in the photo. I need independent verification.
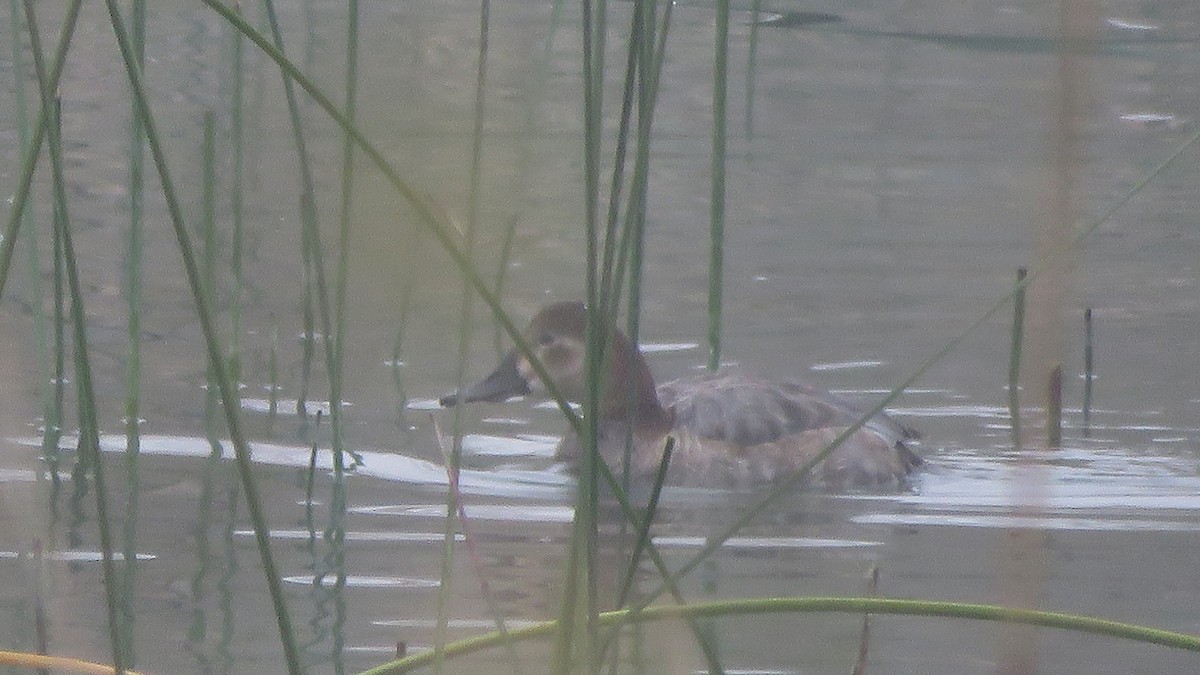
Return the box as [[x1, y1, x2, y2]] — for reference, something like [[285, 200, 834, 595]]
[[439, 350, 531, 406]]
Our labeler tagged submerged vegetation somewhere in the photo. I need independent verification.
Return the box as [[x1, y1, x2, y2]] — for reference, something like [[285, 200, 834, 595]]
[[0, 1, 1197, 673]]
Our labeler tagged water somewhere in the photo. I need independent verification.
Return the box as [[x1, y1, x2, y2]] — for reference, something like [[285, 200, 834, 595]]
[[1, 0, 1198, 672]]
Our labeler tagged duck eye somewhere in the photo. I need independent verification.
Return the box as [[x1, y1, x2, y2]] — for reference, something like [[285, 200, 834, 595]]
[[536, 330, 556, 346]]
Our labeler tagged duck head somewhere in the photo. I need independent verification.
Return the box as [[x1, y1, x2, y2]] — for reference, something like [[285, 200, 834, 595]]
[[439, 301, 664, 422]]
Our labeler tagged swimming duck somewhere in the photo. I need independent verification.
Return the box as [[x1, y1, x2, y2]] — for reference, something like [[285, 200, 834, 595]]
[[440, 301, 921, 489]]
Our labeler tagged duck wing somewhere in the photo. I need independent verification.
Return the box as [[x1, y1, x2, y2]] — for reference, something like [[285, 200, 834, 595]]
[[658, 370, 916, 449]]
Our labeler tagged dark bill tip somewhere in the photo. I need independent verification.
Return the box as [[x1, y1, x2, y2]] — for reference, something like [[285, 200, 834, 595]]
[[438, 351, 531, 407]]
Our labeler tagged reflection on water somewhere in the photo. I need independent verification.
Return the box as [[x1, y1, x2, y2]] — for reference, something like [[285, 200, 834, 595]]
[[1, 0, 1199, 673]]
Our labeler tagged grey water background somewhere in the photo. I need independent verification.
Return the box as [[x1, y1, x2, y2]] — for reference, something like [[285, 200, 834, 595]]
[[0, 1, 1199, 672]]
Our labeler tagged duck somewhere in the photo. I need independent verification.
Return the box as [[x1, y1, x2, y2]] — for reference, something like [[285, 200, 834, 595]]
[[439, 301, 921, 489]]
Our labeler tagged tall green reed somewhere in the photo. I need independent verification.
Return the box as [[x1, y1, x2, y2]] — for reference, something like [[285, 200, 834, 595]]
[[227, 1, 247, 382], [707, 0, 730, 372], [1082, 307, 1093, 434], [325, 3, 361, 674], [189, 112, 226, 671], [1008, 266, 1028, 451], [119, 0, 147, 666]]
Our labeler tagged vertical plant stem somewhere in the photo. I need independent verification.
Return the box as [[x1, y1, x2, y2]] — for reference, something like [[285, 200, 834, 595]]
[[269, 320, 280, 419], [609, 0, 673, 321], [119, 0, 147, 665], [1008, 267, 1028, 451], [202, 110, 224, 463], [228, 1, 247, 382], [323, 1, 361, 670], [261, 0, 331, 424], [190, 145, 225, 668], [1046, 364, 1062, 450], [101, 2, 302, 670], [490, 216, 517, 356], [332, 0, 361, 461], [851, 566, 881, 675], [1082, 307, 1093, 436], [596, 2, 642, 316], [550, 0, 605, 669], [262, 0, 360, 470], [708, 0, 730, 372], [217, 481, 240, 674], [744, 0, 762, 138], [614, 438, 672, 607]]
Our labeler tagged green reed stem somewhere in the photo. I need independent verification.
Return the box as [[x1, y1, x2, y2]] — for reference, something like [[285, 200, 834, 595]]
[[100, 2, 302, 671], [611, 0, 671, 313], [851, 567, 880, 675], [361, 595, 1200, 674], [744, 0, 762, 137], [50, 151, 67, 484], [595, 2, 641, 319], [265, 0, 360, 470], [490, 216, 517, 356], [1008, 266, 1027, 451], [1082, 307, 1093, 435], [390, 255, 420, 417], [324, 2, 361, 670], [551, 0, 606, 668], [202, 110, 224, 466], [590, 4, 727, 670], [1046, 363, 1062, 450], [325, 452, 350, 675], [298, 210, 316, 416], [119, 0, 147, 665], [269, 320, 280, 419], [332, 0, 360, 442], [598, 0, 646, 501], [614, 437, 672, 607], [228, 1, 246, 381], [707, 0, 730, 372], [191, 237, 226, 672], [597, 8, 726, 671], [217, 481, 240, 673], [608, 0, 672, 319]]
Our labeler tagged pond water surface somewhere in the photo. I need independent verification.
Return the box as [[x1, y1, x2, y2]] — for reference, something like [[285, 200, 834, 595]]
[[1, 1, 1199, 673]]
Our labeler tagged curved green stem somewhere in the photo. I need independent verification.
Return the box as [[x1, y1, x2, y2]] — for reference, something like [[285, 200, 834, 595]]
[[358, 596, 1200, 674]]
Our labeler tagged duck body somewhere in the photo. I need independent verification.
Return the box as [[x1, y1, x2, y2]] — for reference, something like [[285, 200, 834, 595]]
[[441, 302, 921, 490]]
